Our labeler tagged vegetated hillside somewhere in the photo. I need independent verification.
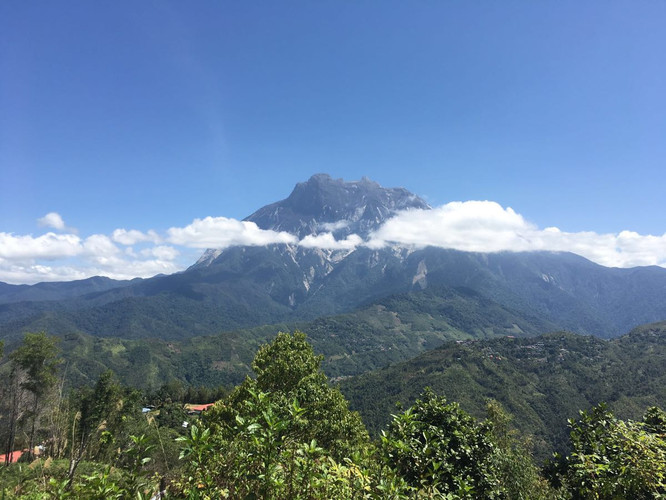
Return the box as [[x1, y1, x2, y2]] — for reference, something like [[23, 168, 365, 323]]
[[3, 174, 666, 343], [339, 321, 666, 462], [4, 286, 554, 390], [5, 244, 666, 345], [0, 276, 138, 304]]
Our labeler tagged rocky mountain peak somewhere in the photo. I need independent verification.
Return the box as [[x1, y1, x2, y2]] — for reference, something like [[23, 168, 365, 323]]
[[245, 173, 430, 239]]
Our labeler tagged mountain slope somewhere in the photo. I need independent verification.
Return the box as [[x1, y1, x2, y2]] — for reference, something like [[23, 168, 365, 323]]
[[0, 276, 137, 305], [339, 322, 666, 461], [2, 174, 666, 342], [0, 286, 554, 390]]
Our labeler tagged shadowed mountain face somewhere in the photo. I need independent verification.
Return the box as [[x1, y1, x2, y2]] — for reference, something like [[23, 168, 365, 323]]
[[244, 173, 431, 238], [2, 174, 666, 343]]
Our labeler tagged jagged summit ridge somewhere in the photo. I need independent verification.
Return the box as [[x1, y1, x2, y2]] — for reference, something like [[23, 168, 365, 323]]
[[194, 173, 428, 283], [244, 173, 430, 239]]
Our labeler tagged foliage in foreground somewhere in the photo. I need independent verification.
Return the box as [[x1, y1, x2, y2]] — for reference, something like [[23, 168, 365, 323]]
[[2, 331, 665, 499], [173, 332, 554, 499], [549, 404, 666, 499]]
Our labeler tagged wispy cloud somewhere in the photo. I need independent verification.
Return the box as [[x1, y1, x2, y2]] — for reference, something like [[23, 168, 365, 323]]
[[112, 228, 162, 245], [0, 229, 182, 284], [0, 232, 82, 260], [37, 212, 77, 233], [37, 212, 66, 230], [319, 220, 350, 232], [0, 214, 182, 284], [0, 215, 300, 284], [299, 232, 363, 250]]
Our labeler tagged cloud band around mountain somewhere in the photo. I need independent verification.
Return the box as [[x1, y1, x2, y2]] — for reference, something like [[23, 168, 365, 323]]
[[367, 201, 666, 268], [166, 216, 298, 248], [2, 205, 666, 284]]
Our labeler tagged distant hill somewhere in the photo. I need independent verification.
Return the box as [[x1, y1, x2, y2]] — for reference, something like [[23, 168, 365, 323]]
[[339, 321, 666, 461], [26, 314, 666, 463], [10, 285, 553, 389], [0, 276, 138, 304]]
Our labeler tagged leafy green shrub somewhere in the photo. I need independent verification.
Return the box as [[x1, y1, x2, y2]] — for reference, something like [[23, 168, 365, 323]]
[[207, 331, 369, 461], [381, 389, 501, 498], [560, 404, 666, 499]]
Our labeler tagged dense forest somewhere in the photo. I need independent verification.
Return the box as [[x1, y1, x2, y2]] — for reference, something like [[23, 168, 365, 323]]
[[0, 286, 567, 392], [341, 322, 666, 461], [1, 331, 665, 499]]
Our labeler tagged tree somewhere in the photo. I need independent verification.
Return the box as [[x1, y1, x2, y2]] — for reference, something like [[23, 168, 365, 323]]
[[155, 401, 187, 430], [643, 406, 666, 435], [381, 389, 501, 498], [563, 403, 666, 499], [176, 331, 373, 498], [210, 331, 368, 460], [6, 332, 60, 461], [485, 400, 558, 500], [66, 370, 143, 485]]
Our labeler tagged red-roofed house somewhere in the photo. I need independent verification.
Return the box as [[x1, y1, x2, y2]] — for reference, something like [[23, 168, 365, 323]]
[[185, 403, 215, 414], [0, 449, 26, 464]]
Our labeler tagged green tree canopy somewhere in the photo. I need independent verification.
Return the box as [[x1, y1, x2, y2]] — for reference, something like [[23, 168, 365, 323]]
[[208, 331, 368, 460], [562, 403, 666, 499], [6, 332, 60, 460], [10, 332, 60, 398], [177, 331, 373, 499], [381, 389, 501, 498]]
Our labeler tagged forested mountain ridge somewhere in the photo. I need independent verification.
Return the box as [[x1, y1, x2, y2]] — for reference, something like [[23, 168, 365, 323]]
[[4, 293, 664, 466], [0, 276, 139, 304], [339, 320, 666, 461], [2, 174, 666, 344], [9, 285, 554, 389]]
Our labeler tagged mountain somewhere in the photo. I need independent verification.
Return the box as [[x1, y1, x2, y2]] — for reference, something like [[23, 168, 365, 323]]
[[339, 321, 666, 461], [194, 172, 429, 265], [2, 174, 666, 345], [246, 173, 430, 238], [0, 276, 138, 305]]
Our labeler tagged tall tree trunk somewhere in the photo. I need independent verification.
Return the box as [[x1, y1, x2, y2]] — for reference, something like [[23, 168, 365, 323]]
[[27, 394, 39, 461], [51, 364, 69, 459], [66, 414, 89, 489], [4, 370, 20, 467]]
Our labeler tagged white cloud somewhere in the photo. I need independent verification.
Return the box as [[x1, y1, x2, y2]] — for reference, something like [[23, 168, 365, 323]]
[[140, 245, 180, 260], [0, 232, 82, 260], [369, 201, 666, 268], [0, 259, 181, 284], [167, 216, 298, 248], [299, 232, 363, 250], [0, 230, 182, 284], [37, 212, 66, 230], [83, 234, 121, 257], [0, 215, 300, 284], [0, 262, 89, 284], [112, 228, 161, 245], [319, 220, 350, 232], [4, 204, 666, 285]]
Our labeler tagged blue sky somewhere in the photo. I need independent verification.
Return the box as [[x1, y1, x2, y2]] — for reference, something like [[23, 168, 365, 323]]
[[1, 1, 665, 283]]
